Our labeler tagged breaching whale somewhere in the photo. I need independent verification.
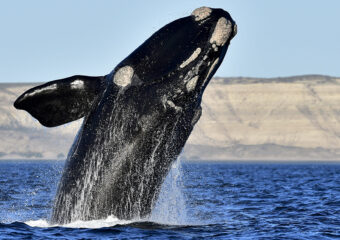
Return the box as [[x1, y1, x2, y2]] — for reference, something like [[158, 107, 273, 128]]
[[14, 7, 237, 224]]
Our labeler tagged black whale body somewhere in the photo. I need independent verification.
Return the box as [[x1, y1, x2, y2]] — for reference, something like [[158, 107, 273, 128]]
[[14, 7, 237, 224]]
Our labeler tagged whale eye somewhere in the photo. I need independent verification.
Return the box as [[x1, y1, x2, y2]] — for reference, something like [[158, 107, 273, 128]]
[[113, 66, 134, 87], [191, 7, 212, 21]]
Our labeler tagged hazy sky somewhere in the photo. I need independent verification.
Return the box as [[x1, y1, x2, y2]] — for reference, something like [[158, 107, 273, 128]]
[[0, 0, 339, 83]]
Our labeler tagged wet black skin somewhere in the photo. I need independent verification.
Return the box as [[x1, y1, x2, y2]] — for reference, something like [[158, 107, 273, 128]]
[[14, 8, 236, 224]]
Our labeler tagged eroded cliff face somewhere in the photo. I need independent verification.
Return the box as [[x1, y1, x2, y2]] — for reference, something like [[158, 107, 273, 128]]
[[2, 75, 340, 160], [186, 75, 340, 160]]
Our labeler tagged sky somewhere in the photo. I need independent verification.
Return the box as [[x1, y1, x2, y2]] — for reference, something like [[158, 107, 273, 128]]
[[0, 0, 339, 83]]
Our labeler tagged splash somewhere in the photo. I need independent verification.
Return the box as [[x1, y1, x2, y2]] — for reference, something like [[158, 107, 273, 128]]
[[26, 216, 132, 229], [149, 157, 188, 225], [26, 157, 189, 228]]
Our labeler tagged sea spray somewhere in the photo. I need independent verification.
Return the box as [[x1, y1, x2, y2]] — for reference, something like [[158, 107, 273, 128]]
[[27, 157, 190, 228], [150, 157, 188, 225]]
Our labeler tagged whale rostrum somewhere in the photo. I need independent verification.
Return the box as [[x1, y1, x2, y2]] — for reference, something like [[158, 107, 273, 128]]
[[14, 7, 237, 224]]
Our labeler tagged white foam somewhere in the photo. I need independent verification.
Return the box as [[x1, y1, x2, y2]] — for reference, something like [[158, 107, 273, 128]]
[[25, 216, 133, 229], [25, 219, 51, 228]]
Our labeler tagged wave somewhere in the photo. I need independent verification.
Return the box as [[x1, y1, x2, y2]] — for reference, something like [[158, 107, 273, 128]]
[[24, 217, 202, 230]]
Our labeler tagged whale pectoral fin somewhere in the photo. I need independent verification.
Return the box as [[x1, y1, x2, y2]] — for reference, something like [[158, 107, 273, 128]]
[[14, 75, 107, 127]]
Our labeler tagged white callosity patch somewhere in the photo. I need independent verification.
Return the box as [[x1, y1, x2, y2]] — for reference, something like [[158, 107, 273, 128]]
[[186, 76, 199, 92], [212, 43, 218, 52], [191, 107, 202, 126], [191, 7, 212, 21], [207, 59, 219, 78], [180, 48, 201, 68], [71, 80, 84, 89], [203, 58, 219, 86], [181, 57, 205, 94], [167, 100, 182, 112], [210, 17, 232, 47], [113, 66, 134, 87], [162, 96, 182, 112], [233, 24, 238, 38]]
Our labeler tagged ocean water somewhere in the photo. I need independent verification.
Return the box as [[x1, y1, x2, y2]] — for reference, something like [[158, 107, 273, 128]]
[[0, 160, 339, 239]]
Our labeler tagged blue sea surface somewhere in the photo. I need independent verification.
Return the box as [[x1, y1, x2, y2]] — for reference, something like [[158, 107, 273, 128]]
[[0, 160, 339, 239]]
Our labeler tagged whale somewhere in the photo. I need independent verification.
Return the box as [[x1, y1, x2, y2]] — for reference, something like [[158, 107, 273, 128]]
[[14, 7, 237, 224]]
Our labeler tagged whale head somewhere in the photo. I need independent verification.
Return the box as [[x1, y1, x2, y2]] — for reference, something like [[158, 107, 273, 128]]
[[110, 7, 237, 112]]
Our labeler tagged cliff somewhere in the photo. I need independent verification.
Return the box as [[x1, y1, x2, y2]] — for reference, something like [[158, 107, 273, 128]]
[[1, 75, 340, 160]]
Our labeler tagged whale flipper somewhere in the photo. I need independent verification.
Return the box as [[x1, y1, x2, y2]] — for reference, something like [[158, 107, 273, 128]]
[[14, 75, 107, 127]]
